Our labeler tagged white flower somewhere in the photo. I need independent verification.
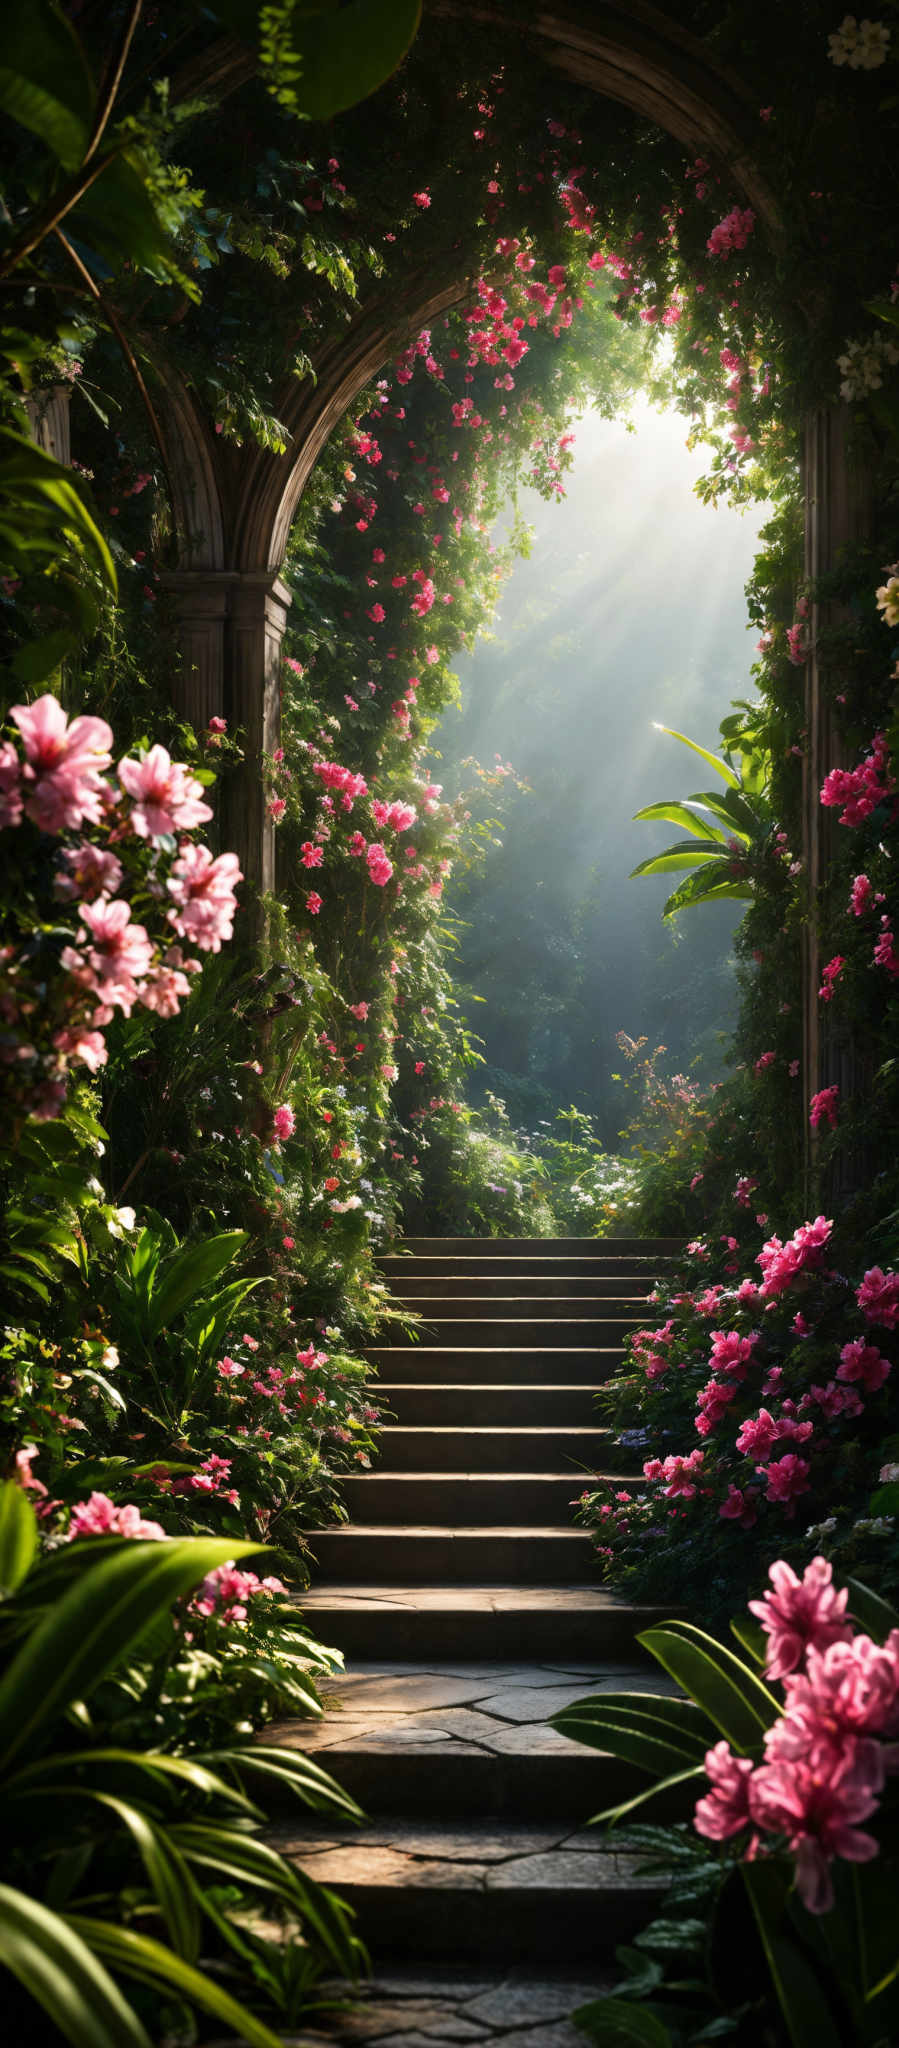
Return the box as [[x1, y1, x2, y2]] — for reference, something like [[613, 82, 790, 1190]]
[[837, 332, 899, 399], [876, 575, 899, 626], [828, 14, 890, 66], [806, 1517, 838, 1539], [879, 1462, 899, 1482]]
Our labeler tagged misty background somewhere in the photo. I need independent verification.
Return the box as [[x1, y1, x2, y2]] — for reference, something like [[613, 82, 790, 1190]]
[[433, 400, 769, 1143]]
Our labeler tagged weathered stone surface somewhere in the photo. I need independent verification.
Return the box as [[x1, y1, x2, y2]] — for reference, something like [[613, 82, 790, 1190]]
[[461, 1982, 608, 2026]]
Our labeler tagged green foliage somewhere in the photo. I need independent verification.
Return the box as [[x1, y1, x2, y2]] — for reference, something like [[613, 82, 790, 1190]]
[[0, 1487, 363, 2045], [631, 719, 773, 918]]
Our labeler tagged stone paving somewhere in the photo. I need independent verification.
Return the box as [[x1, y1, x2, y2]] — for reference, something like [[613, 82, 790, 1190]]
[[265, 1238, 679, 2040], [284, 1968, 617, 2047]]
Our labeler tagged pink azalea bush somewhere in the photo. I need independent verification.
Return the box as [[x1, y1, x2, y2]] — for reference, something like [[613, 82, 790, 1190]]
[[694, 1556, 899, 1914], [0, 694, 242, 1122]]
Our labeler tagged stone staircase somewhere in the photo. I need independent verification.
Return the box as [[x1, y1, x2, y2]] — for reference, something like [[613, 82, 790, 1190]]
[[267, 1235, 681, 1992]]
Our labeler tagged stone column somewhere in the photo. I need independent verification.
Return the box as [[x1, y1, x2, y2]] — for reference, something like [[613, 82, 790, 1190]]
[[159, 569, 291, 900], [800, 404, 874, 1197], [222, 572, 291, 900], [25, 383, 72, 465]]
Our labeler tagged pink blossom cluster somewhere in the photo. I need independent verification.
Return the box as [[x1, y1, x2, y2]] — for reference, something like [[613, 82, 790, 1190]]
[[68, 1491, 165, 1540], [857, 1267, 899, 1329], [191, 1560, 288, 1624], [809, 1085, 839, 1131], [820, 733, 895, 827], [757, 1215, 833, 1296], [0, 696, 242, 1120], [642, 1446, 705, 1497], [706, 206, 756, 258], [695, 1558, 899, 1913]]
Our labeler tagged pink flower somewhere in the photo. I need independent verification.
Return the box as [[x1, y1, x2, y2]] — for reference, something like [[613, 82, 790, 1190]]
[[53, 1025, 108, 1071], [305, 891, 323, 914], [754, 1050, 776, 1074], [208, 716, 227, 734], [53, 842, 123, 902], [412, 190, 431, 208], [217, 1357, 245, 1378], [850, 873, 873, 917], [10, 695, 112, 833], [820, 733, 895, 827], [349, 1001, 369, 1020], [856, 1267, 899, 1329], [757, 1216, 832, 1297], [818, 955, 845, 1003], [837, 1338, 891, 1391], [14, 1445, 47, 1497], [775, 1635, 899, 1752], [749, 1557, 852, 1680], [718, 1484, 758, 1528], [706, 206, 755, 257], [69, 1491, 165, 1540], [137, 959, 191, 1018], [735, 1407, 780, 1460], [117, 745, 212, 839], [0, 740, 23, 829], [809, 1085, 839, 1130], [166, 844, 242, 952], [759, 1452, 811, 1509], [269, 797, 286, 822], [366, 841, 394, 886], [694, 1741, 755, 1839], [67, 897, 153, 1014], [748, 1742, 883, 1913], [273, 1104, 295, 1141], [710, 1328, 759, 1377], [301, 842, 324, 868]]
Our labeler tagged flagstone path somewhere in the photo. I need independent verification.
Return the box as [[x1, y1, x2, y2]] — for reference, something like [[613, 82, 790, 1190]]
[[266, 1236, 681, 2045]]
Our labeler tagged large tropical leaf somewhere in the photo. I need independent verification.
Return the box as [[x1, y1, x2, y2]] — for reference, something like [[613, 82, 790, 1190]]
[[213, 0, 422, 116], [660, 865, 754, 916], [741, 1863, 844, 2048], [551, 1691, 716, 1776], [0, 3, 93, 170], [630, 841, 730, 878], [637, 1622, 778, 1753], [0, 1486, 38, 1595], [651, 724, 740, 789], [0, 1537, 268, 1769], [632, 800, 729, 841], [147, 1231, 247, 1338], [62, 1918, 287, 2048], [0, 1887, 152, 2048]]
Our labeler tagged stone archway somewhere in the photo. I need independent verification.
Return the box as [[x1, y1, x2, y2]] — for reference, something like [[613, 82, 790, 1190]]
[[158, 0, 863, 1153]]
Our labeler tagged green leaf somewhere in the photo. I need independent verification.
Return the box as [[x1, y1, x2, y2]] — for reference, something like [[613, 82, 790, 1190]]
[[632, 800, 728, 841], [551, 1692, 716, 1775], [0, 1886, 152, 2048], [662, 866, 754, 917], [211, 1743, 364, 1820], [0, 1485, 38, 1595], [630, 844, 729, 879], [572, 1994, 675, 2044], [651, 725, 740, 789], [845, 1577, 899, 1644], [741, 1864, 844, 2048], [62, 1918, 286, 2048], [148, 1232, 247, 1337], [592, 1763, 705, 1828], [685, 787, 758, 838], [0, 430, 117, 595], [728, 1616, 767, 1668], [0, 1537, 268, 1770], [283, 0, 423, 118], [637, 1623, 778, 1752], [0, 2, 93, 170]]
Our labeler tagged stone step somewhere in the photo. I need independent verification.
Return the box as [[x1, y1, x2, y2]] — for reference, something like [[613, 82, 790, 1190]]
[[295, 1585, 662, 1661], [391, 1273, 654, 1299], [373, 1425, 613, 1472], [366, 1347, 626, 1385], [337, 1472, 634, 1524], [385, 1316, 641, 1347], [308, 1525, 597, 1586], [399, 1237, 682, 1254], [273, 1818, 662, 1959], [380, 1253, 672, 1278], [373, 1383, 602, 1428], [392, 1297, 643, 1322]]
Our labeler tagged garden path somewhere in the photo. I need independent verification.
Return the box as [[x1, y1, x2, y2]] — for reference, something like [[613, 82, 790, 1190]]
[[265, 1236, 681, 2045]]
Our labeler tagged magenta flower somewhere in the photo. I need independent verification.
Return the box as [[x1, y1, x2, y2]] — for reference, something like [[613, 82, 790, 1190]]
[[759, 1453, 811, 1509], [0, 740, 23, 829], [694, 1741, 755, 1840], [272, 1104, 295, 1141], [748, 1741, 883, 1913], [749, 1558, 852, 1680], [809, 1085, 839, 1131], [837, 1338, 891, 1391], [856, 1266, 899, 1330]]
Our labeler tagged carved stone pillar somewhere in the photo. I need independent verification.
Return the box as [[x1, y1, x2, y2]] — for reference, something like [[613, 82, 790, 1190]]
[[25, 384, 72, 466], [800, 405, 875, 1197], [160, 570, 291, 898]]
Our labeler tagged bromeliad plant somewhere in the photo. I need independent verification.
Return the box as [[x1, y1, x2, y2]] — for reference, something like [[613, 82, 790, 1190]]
[[630, 711, 774, 918], [0, 1482, 365, 2048], [553, 1557, 899, 2048]]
